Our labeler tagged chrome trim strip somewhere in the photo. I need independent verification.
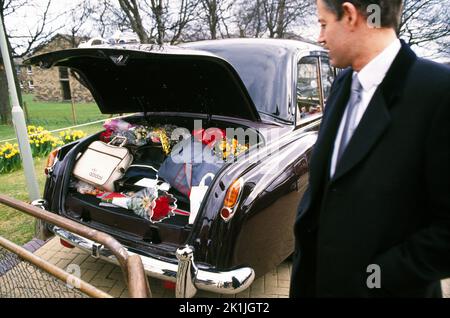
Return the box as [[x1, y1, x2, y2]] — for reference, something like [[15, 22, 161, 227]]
[[31, 199, 48, 210], [175, 246, 198, 298], [52, 226, 255, 296]]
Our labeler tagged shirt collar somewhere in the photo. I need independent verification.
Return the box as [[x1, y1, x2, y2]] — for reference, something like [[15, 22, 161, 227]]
[[355, 39, 401, 91]]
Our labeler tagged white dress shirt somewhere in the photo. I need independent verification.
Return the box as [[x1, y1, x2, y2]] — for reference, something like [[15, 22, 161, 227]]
[[329, 39, 402, 178]]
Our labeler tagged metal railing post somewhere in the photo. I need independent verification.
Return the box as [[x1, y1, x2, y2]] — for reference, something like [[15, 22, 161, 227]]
[[0, 194, 151, 298], [0, 15, 40, 201]]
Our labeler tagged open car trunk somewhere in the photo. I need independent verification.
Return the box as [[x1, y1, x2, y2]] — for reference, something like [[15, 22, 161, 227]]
[[62, 115, 261, 247], [26, 46, 263, 248]]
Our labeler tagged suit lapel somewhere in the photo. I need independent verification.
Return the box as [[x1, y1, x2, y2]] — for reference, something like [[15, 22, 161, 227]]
[[308, 69, 352, 197], [331, 41, 418, 183], [331, 90, 390, 181]]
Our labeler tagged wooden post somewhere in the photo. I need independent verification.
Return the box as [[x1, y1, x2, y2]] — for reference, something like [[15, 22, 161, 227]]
[[23, 101, 29, 123], [71, 97, 77, 125], [69, 74, 77, 125]]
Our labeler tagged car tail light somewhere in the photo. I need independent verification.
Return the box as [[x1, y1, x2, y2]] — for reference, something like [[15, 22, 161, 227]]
[[221, 178, 244, 222], [45, 148, 60, 175], [220, 207, 232, 220], [223, 178, 243, 208]]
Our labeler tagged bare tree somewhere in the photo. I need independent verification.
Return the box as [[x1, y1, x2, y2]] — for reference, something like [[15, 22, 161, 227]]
[[234, 0, 312, 39], [235, 0, 264, 38], [262, 0, 312, 38], [91, 0, 130, 38], [113, 0, 198, 45], [1, 0, 58, 124], [147, 0, 166, 44], [65, 0, 98, 47], [0, 11, 12, 124], [168, 0, 199, 44], [399, 0, 450, 57], [198, 0, 233, 40], [118, 0, 151, 43], [144, 0, 199, 44]]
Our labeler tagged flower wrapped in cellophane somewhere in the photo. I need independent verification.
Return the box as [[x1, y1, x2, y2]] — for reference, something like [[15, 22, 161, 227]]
[[125, 187, 177, 223]]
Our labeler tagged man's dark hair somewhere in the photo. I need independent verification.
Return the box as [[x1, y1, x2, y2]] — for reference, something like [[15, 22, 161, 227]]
[[322, 0, 403, 30]]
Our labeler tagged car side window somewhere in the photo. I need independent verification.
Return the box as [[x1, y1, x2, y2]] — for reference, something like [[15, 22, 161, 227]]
[[320, 57, 334, 103], [296, 57, 323, 124]]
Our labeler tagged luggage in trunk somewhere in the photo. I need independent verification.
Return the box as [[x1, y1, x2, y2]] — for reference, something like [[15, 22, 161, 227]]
[[64, 118, 257, 246]]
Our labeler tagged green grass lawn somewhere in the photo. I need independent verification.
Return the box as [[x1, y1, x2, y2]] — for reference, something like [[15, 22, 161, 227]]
[[0, 94, 109, 141], [0, 94, 110, 244], [0, 158, 47, 245]]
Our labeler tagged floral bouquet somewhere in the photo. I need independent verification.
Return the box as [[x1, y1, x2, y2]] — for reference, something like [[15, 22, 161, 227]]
[[128, 126, 152, 146], [126, 187, 177, 223], [103, 119, 135, 132], [193, 128, 226, 148], [215, 138, 249, 160], [101, 119, 137, 144], [150, 128, 171, 155], [148, 125, 179, 155]]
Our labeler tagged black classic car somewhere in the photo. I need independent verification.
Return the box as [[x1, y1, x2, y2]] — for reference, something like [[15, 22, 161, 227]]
[[26, 38, 334, 297]]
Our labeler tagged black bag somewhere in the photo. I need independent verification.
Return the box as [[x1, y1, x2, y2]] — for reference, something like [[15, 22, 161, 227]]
[[114, 165, 159, 192], [132, 144, 166, 169], [114, 144, 164, 192]]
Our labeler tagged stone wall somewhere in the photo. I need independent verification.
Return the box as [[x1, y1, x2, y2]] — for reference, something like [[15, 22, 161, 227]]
[[16, 65, 34, 94], [69, 73, 95, 103], [28, 35, 94, 103]]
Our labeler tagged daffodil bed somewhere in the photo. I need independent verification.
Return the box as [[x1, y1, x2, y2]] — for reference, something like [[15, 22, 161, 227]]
[[0, 126, 87, 174]]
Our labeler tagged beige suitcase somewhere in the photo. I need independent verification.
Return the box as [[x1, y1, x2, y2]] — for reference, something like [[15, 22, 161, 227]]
[[73, 137, 133, 192]]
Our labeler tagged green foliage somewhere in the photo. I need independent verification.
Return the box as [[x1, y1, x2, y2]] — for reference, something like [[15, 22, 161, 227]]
[[0, 143, 21, 173], [0, 125, 88, 174], [27, 125, 64, 157], [58, 129, 87, 145]]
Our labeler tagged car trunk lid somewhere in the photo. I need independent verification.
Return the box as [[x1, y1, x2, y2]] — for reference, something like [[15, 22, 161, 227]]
[[25, 46, 261, 122]]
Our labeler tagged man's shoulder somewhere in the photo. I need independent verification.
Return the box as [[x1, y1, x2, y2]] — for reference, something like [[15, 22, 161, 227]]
[[396, 58, 450, 103], [409, 58, 450, 86]]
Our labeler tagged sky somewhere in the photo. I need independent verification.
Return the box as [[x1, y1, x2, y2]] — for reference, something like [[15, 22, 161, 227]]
[[5, 0, 94, 54], [4, 0, 449, 62]]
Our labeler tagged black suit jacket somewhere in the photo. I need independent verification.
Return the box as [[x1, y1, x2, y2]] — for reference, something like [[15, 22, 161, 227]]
[[290, 41, 450, 297]]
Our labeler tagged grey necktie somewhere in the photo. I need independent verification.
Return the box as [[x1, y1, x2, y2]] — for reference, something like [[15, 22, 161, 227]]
[[336, 74, 363, 164]]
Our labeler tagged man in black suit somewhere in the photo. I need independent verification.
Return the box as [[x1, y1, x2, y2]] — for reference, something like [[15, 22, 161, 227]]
[[290, 0, 450, 297]]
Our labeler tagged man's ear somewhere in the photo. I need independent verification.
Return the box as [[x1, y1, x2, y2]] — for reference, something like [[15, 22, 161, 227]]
[[341, 2, 361, 29]]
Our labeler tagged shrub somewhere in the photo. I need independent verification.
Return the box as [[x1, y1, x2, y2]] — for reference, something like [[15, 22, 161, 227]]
[[28, 125, 64, 157], [59, 129, 87, 145], [0, 143, 21, 174], [0, 126, 87, 174]]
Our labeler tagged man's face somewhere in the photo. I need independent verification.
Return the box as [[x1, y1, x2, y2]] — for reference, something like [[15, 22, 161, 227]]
[[317, 0, 353, 68]]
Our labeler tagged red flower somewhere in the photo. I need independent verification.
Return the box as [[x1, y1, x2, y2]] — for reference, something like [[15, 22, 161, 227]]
[[193, 129, 205, 144], [152, 196, 171, 221], [100, 129, 113, 142], [193, 128, 226, 148]]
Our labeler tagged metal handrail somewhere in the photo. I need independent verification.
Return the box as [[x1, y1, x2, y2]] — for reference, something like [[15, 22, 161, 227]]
[[0, 194, 151, 298], [0, 236, 111, 298]]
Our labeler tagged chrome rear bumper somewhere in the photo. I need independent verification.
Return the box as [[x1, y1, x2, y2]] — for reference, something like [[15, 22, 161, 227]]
[[51, 226, 255, 297]]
